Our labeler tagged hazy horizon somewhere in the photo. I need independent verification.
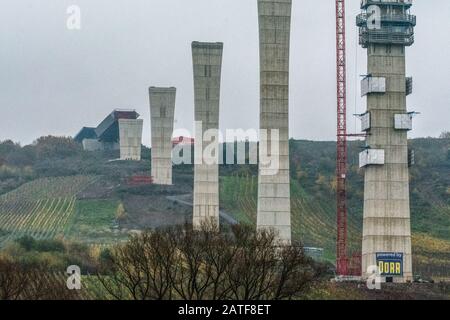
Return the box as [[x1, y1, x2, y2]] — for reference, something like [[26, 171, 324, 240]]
[[1, 0, 449, 147]]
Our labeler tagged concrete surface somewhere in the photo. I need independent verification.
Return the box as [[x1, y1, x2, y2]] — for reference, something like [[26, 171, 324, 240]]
[[149, 87, 176, 185], [191, 42, 223, 229], [118, 119, 144, 161], [256, 0, 292, 244]]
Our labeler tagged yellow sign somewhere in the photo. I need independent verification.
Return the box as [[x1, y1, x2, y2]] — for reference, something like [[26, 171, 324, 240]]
[[376, 252, 403, 276], [378, 261, 402, 275]]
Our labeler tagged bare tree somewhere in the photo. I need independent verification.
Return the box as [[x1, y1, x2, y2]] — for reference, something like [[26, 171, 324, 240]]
[[0, 258, 84, 300], [97, 228, 179, 300], [201, 228, 239, 300], [170, 221, 238, 300], [224, 226, 278, 300], [23, 268, 84, 300], [96, 223, 324, 301], [271, 244, 325, 300], [0, 258, 29, 300], [439, 131, 450, 139]]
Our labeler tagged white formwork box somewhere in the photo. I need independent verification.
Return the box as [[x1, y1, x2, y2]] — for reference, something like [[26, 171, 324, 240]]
[[359, 112, 371, 131], [361, 76, 386, 96], [359, 149, 385, 168], [394, 114, 413, 131]]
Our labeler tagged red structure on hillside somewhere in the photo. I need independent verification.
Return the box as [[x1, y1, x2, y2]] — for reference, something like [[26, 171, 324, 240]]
[[172, 136, 194, 146], [127, 176, 154, 186]]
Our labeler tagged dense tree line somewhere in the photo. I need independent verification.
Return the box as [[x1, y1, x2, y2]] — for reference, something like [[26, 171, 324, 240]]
[[0, 136, 81, 167]]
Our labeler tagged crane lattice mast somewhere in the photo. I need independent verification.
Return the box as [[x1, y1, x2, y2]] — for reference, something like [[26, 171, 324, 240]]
[[335, 0, 348, 276]]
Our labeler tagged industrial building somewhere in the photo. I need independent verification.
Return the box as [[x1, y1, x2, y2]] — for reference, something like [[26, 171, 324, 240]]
[[149, 87, 177, 185], [256, 0, 292, 244], [357, 0, 416, 282], [192, 42, 223, 229], [74, 109, 143, 161]]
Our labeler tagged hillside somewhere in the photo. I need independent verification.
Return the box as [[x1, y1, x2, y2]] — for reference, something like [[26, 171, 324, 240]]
[[0, 135, 449, 278], [0, 176, 96, 246], [221, 137, 450, 278]]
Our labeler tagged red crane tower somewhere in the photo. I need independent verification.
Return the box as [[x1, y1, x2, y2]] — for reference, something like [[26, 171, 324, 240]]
[[335, 0, 348, 276]]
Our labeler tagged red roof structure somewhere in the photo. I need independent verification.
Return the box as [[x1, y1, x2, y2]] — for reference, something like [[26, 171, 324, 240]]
[[172, 136, 194, 146]]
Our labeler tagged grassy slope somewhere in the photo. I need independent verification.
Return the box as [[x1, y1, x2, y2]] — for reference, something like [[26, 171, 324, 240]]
[[65, 199, 126, 245], [220, 138, 450, 278], [221, 175, 450, 278], [220, 175, 352, 261], [0, 138, 448, 278], [0, 176, 97, 246]]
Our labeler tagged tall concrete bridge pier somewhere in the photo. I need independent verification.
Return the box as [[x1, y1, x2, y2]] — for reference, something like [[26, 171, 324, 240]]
[[357, 0, 417, 282], [118, 119, 143, 161], [149, 87, 176, 185], [192, 42, 223, 229], [256, 0, 292, 244]]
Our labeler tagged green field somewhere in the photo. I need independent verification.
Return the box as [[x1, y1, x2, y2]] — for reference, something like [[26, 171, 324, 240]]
[[0, 176, 98, 246], [65, 199, 127, 245], [0, 136, 449, 280], [220, 174, 450, 278], [220, 174, 361, 261]]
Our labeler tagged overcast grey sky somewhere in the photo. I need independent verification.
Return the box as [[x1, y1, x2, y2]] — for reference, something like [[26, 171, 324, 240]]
[[0, 0, 449, 146]]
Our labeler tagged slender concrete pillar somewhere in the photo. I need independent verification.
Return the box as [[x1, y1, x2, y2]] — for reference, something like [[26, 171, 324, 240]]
[[118, 119, 143, 161], [256, 0, 292, 244], [149, 87, 176, 185], [192, 42, 223, 229], [357, 1, 416, 282]]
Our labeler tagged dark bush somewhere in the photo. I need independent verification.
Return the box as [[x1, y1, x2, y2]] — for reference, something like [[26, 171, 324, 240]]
[[97, 223, 326, 300]]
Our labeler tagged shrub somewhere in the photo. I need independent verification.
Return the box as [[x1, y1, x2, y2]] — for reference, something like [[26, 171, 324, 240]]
[[15, 236, 37, 251], [97, 223, 326, 300], [0, 257, 85, 300], [34, 136, 81, 160], [15, 237, 64, 253], [115, 203, 127, 222]]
